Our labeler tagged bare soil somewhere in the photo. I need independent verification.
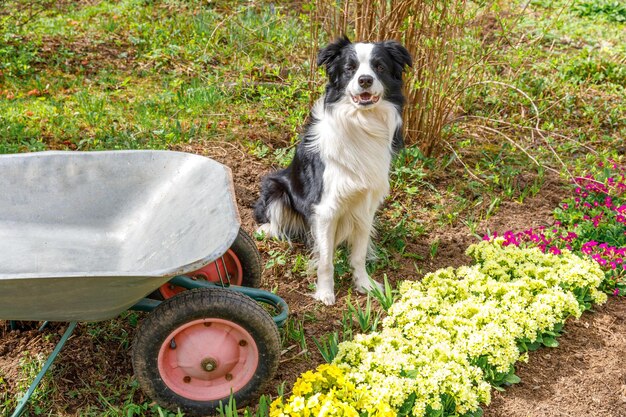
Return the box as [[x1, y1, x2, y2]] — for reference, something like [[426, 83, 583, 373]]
[[1, 141, 624, 417]]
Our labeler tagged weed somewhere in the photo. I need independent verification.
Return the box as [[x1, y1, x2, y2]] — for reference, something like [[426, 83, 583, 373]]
[[265, 249, 287, 270], [312, 332, 340, 363], [340, 307, 355, 343], [11, 351, 50, 415], [561, 54, 626, 87], [346, 295, 381, 333], [429, 239, 441, 259], [333, 247, 352, 278], [374, 215, 422, 271], [283, 317, 309, 359], [367, 275, 395, 312], [572, 0, 626, 22]]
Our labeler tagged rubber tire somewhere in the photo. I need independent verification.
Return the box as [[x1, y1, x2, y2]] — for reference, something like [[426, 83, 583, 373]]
[[150, 228, 262, 300], [132, 287, 280, 416], [228, 228, 262, 288]]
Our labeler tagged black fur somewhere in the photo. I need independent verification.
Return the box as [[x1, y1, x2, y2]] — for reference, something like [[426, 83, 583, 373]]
[[253, 118, 325, 231]]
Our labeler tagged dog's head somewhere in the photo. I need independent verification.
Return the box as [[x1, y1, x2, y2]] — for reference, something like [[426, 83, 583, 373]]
[[317, 36, 412, 109]]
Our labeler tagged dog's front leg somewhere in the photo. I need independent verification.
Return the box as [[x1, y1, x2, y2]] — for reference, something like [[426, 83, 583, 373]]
[[312, 212, 337, 305], [349, 223, 381, 294]]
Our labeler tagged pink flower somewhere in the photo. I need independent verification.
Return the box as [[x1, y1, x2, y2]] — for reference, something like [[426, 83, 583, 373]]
[[550, 247, 562, 255]]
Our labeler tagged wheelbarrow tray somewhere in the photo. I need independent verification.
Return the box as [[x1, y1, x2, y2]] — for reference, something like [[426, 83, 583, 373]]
[[0, 151, 240, 322]]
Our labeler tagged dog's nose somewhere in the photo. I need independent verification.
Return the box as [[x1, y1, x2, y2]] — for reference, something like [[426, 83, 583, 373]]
[[358, 75, 373, 89]]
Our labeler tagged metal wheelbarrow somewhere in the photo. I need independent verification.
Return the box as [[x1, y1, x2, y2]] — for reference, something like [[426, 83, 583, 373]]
[[0, 150, 288, 416]]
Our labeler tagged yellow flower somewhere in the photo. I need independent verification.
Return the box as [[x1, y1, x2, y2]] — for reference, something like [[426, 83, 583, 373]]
[[293, 380, 313, 397], [272, 241, 606, 417]]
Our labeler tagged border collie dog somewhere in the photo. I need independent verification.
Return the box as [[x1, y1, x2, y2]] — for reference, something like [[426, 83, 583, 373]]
[[254, 36, 412, 305]]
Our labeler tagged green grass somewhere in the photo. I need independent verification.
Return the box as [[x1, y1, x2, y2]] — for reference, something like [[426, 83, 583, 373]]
[[0, 0, 312, 153]]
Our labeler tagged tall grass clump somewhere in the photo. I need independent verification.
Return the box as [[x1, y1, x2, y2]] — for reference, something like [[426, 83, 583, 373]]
[[309, 0, 489, 155]]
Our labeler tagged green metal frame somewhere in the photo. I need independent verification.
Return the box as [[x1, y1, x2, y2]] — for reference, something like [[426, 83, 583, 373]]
[[11, 322, 77, 417], [131, 275, 289, 327]]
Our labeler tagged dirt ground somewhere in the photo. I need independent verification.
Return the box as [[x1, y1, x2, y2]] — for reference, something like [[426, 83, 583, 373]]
[[1, 142, 625, 417]]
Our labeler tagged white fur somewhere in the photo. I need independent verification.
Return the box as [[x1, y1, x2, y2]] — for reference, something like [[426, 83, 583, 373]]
[[257, 200, 306, 242], [310, 94, 401, 305]]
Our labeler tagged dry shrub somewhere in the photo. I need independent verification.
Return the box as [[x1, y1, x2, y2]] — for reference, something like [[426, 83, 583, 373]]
[[309, 0, 486, 156]]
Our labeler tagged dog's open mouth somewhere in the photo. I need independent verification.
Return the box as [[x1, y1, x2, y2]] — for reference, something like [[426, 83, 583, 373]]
[[352, 93, 380, 105]]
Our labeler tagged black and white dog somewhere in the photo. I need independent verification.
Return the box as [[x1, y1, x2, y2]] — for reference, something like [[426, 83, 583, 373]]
[[254, 36, 412, 305]]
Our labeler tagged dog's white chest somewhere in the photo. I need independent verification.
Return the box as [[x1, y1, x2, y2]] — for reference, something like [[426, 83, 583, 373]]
[[313, 99, 398, 195]]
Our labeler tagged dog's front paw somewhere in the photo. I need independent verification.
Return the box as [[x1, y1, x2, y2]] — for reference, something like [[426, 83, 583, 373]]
[[355, 278, 383, 295], [256, 223, 272, 237], [313, 288, 336, 306]]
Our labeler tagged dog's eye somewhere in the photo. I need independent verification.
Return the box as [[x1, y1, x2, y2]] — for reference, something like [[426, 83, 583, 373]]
[[376, 64, 385, 73], [346, 63, 357, 72]]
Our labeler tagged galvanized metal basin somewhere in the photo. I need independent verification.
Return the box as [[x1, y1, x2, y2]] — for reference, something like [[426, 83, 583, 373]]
[[0, 151, 240, 321]]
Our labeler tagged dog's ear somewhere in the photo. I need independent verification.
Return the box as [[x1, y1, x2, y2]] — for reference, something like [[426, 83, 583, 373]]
[[317, 35, 351, 70], [381, 40, 412, 69]]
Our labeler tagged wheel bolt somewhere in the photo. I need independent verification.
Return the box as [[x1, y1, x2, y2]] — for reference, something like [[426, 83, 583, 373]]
[[225, 373, 233, 381], [204, 322, 212, 327], [202, 358, 218, 372], [170, 339, 176, 349], [183, 376, 191, 383], [239, 340, 247, 346]]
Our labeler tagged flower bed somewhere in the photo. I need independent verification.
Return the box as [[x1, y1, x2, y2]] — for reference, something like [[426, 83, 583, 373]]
[[271, 240, 606, 417], [491, 159, 625, 295], [271, 158, 623, 417]]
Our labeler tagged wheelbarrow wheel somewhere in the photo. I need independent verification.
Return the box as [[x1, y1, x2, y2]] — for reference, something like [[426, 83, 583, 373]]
[[157, 228, 262, 299], [132, 287, 280, 416]]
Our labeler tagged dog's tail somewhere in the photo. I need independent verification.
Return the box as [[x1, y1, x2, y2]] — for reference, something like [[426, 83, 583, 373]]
[[254, 176, 307, 241]]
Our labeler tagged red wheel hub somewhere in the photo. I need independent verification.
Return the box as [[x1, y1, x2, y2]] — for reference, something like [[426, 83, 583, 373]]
[[157, 318, 259, 401], [159, 249, 243, 298]]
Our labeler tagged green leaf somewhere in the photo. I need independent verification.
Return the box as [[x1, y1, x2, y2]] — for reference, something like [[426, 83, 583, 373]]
[[543, 336, 559, 348], [465, 407, 484, 417], [503, 373, 521, 385], [398, 392, 417, 417]]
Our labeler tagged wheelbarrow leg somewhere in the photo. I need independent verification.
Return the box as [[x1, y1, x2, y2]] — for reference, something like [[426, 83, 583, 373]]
[[11, 322, 77, 417]]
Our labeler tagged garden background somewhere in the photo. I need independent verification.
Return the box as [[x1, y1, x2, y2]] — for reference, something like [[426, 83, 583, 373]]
[[0, 0, 624, 416]]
